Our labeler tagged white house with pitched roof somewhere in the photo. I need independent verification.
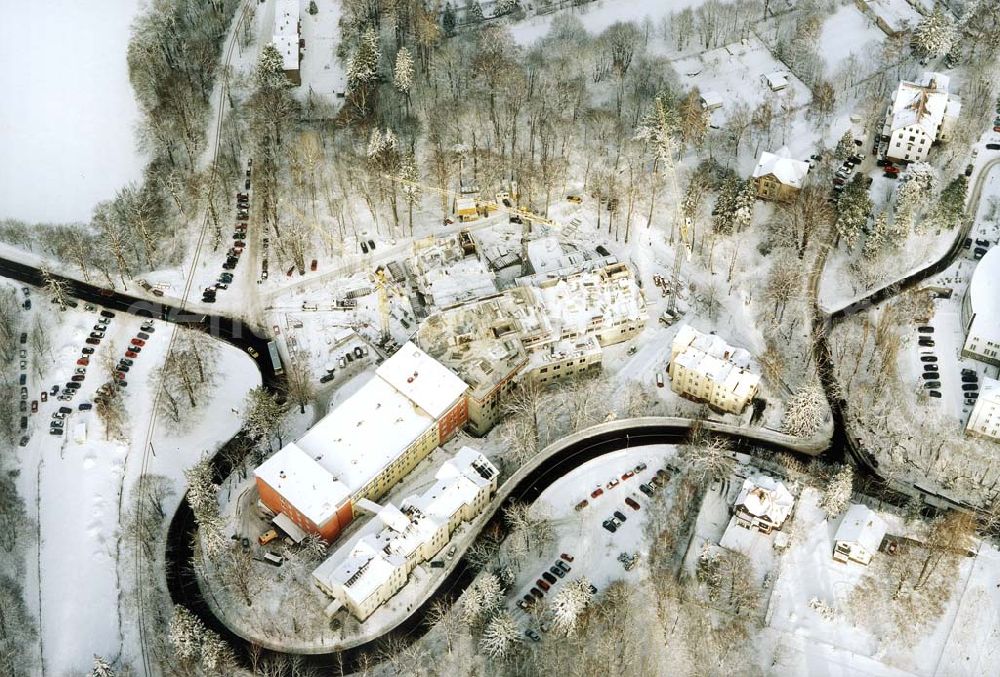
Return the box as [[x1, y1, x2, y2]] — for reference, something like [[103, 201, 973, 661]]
[[882, 72, 960, 162], [833, 504, 887, 565], [731, 476, 794, 533]]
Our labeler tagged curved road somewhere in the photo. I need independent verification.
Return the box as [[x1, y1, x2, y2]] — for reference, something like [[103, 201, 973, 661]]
[[167, 421, 821, 670], [0, 255, 280, 386]]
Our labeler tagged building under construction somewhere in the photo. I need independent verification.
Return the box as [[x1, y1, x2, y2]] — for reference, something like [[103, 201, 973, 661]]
[[416, 261, 647, 435]]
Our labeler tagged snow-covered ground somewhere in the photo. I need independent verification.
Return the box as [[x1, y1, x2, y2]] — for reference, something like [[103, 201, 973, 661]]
[[818, 4, 887, 79], [15, 300, 259, 675], [505, 446, 676, 631], [0, 0, 146, 223]]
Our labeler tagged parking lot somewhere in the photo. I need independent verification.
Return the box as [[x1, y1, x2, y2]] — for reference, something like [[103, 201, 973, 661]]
[[501, 446, 677, 642]]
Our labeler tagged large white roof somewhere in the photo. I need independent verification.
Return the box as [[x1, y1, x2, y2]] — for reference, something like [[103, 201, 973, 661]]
[[375, 341, 469, 418], [272, 0, 300, 71], [752, 149, 810, 188], [834, 504, 886, 554], [888, 73, 951, 137], [254, 444, 350, 526], [295, 376, 435, 494], [966, 377, 1000, 439], [967, 246, 1000, 343]]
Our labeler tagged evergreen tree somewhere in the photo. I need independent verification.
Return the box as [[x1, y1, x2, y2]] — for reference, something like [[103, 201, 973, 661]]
[[923, 174, 967, 231], [862, 211, 890, 260], [835, 174, 872, 249], [713, 175, 741, 234], [834, 131, 855, 161], [442, 3, 457, 36], [820, 465, 854, 517], [731, 178, 757, 233], [90, 655, 115, 677], [255, 43, 287, 89], [393, 47, 414, 97], [912, 5, 958, 58]]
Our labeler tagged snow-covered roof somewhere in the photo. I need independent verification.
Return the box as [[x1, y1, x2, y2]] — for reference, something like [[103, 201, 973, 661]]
[[887, 73, 951, 137], [405, 447, 498, 520], [700, 90, 724, 109], [254, 444, 351, 526], [294, 376, 436, 494], [752, 149, 810, 188], [272, 0, 300, 72], [671, 325, 760, 400], [313, 541, 404, 608], [735, 476, 794, 526], [763, 71, 788, 90], [375, 341, 469, 418], [966, 246, 1000, 346], [966, 377, 1000, 439], [834, 504, 886, 554]]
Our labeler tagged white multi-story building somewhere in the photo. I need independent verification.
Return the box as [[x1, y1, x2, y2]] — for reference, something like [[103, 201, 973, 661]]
[[962, 246, 1000, 367], [668, 325, 760, 415], [966, 377, 1000, 442], [882, 72, 960, 163], [312, 448, 498, 621], [272, 0, 302, 85]]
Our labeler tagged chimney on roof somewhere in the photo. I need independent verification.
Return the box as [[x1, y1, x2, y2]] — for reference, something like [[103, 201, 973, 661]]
[[279, 470, 286, 479]]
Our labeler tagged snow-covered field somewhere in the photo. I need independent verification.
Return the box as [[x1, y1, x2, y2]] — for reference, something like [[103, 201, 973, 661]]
[[15, 301, 259, 674], [0, 0, 146, 224], [818, 4, 887, 78]]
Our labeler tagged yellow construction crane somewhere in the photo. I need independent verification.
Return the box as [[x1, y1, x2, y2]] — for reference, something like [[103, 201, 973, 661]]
[[372, 266, 404, 344], [383, 173, 560, 238]]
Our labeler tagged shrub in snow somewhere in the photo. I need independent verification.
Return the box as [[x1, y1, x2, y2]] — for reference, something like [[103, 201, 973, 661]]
[[462, 572, 502, 626], [782, 385, 827, 437], [820, 465, 853, 518], [480, 611, 521, 659], [89, 655, 115, 677], [551, 577, 594, 635]]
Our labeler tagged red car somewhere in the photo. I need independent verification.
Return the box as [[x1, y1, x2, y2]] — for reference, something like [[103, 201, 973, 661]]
[[77, 358, 89, 366], [536, 579, 550, 592], [85, 338, 101, 345], [884, 165, 900, 174], [994, 126, 1000, 132], [625, 497, 641, 511], [125, 350, 139, 359], [71, 375, 85, 382], [130, 338, 145, 347], [621, 470, 635, 481], [310, 259, 318, 271], [560, 552, 574, 562], [590, 487, 604, 499]]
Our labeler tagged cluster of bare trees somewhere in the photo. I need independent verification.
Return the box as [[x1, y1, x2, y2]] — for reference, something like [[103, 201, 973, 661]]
[[154, 328, 219, 424], [850, 511, 976, 644]]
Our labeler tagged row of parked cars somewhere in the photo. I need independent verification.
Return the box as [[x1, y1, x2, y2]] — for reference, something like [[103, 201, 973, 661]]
[[49, 307, 118, 435], [319, 345, 370, 383], [204, 182, 250, 303], [964, 236, 992, 260]]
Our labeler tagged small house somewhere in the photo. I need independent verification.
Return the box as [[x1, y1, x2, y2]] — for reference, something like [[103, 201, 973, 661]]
[[700, 90, 724, 112], [752, 148, 810, 203], [455, 197, 479, 222], [732, 475, 794, 534], [762, 71, 788, 92], [833, 504, 887, 566]]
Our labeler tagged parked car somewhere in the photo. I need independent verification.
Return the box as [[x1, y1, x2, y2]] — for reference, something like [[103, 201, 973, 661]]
[[606, 478, 620, 490], [99, 310, 115, 318], [537, 579, 551, 592], [625, 497, 641, 511], [591, 487, 604, 499], [656, 372, 664, 388], [137, 332, 150, 340], [360, 240, 369, 254], [555, 560, 571, 573], [89, 332, 104, 340], [247, 347, 259, 359], [974, 247, 987, 259], [639, 483, 654, 497], [962, 383, 979, 391], [613, 510, 627, 522], [549, 566, 565, 579], [929, 390, 942, 398], [130, 338, 145, 347], [924, 381, 941, 389], [917, 326, 934, 333], [79, 403, 92, 411], [602, 519, 617, 533], [920, 355, 937, 362], [31, 400, 37, 413], [962, 374, 978, 383], [921, 372, 939, 380], [918, 339, 935, 347], [125, 350, 139, 359], [258, 529, 279, 546]]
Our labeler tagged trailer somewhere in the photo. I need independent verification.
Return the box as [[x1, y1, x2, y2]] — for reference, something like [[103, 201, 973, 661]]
[[267, 341, 283, 375]]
